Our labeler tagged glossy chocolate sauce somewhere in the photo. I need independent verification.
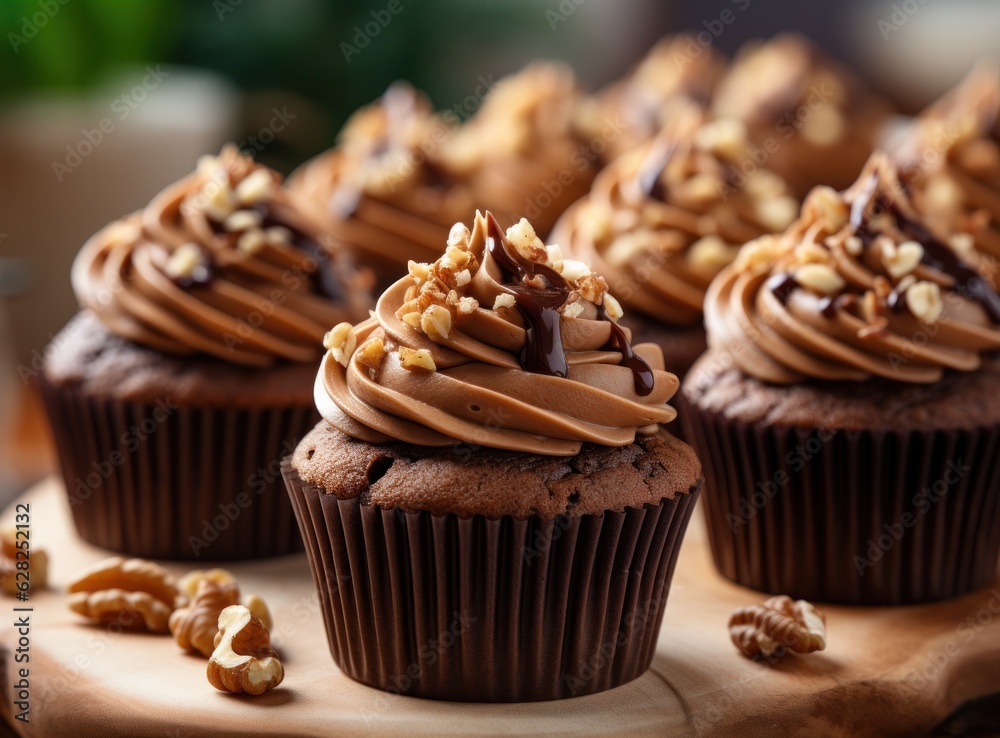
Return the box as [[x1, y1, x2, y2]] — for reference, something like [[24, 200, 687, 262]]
[[597, 306, 655, 395], [484, 213, 654, 395], [768, 273, 799, 303], [635, 139, 676, 202], [849, 171, 1000, 323]]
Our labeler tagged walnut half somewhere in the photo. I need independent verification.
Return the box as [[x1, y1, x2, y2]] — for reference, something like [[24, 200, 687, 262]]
[[67, 557, 182, 633], [728, 595, 827, 659], [207, 605, 284, 696], [170, 580, 241, 657], [170, 571, 273, 657]]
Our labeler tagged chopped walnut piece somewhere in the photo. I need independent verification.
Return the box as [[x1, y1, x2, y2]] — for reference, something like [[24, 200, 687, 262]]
[[755, 196, 799, 232], [356, 337, 387, 375], [545, 244, 564, 272], [559, 259, 592, 284], [795, 264, 845, 295], [735, 235, 779, 272], [447, 222, 471, 250], [843, 235, 863, 256], [165, 243, 210, 281], [408, 260, 431, 286], [906, 280, 944, 323], [421, 304, 452, 341], [399, 347, 436, 372], [688, 235, 736, 275], [883, 240, 924, 279], [804, 186, 848, 233], [207, 605, 284, 696], [729, 595, 827, 659], [505, 218, 547, 262], [693, 118, 748, 162], [324, 322, 357, 367], [265, 226, 292, 245], [493, 293, 516, 310], [237, 229, 266, 255], [223, 210, 263, 232], [200, 179, 237, 221], [235, 169, 274, 205], [603, 293, 624, 320], [401, 312, 423, 332]]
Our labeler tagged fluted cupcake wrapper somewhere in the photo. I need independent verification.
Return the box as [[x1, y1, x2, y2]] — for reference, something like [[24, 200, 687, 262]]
[[682, 407, 1000, 605], [37, 375, 314, 560], [282, 458, 700, 702]]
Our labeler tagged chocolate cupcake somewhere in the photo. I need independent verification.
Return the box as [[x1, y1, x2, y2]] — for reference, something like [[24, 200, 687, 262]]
[[712, 34, 890, 196], [681, 153, 1000, 605], [289, 83, 476, 286], [594, 34, 726, 162], [283, 211, 702, 701], [442, 62, 601, 237], [551, 105, 799, 381], [893, 65, 1000, 287], [40, 146, 372, 560]]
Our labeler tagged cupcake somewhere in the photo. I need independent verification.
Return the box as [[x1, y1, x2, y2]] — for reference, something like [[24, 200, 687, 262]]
[[551, 105, 799, 381], [712, 34, 890, 196], [289, 83, 476, 286], [39, 145, 372, 560], [443, 62, 601, 237], [681, 152, 1000, 605], [893, 65, 1000, 287], [283, 211, 702, 701], [594, 34, 726, 162]]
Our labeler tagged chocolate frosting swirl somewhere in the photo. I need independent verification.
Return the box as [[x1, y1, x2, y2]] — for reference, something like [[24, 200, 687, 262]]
[[552, 106, 798, 326], [289, 83, 475, 281], [705, 153, 1000, 384], [442, 62, 599, 235], [595, 34, 725, 162], [73, 145, 371, 367], [712, 34, 889, 195], [316, 211, 678, 456], [895, 65, 1000, 287]]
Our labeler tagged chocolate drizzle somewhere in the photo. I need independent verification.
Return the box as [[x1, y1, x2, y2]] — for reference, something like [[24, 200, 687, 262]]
[[598, 306, 655, 395], [484, 212, 654, 395], [635, 138, 676, 201], [849, 171, 1000, 324], [768, 273, 799, 303]]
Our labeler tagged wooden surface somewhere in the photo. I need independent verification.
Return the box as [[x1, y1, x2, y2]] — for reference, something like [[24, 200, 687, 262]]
[[2, 479, 1000, 737]]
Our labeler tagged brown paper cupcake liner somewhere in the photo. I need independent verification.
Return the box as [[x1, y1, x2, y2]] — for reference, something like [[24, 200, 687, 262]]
[[282, 459, 700, 702], [683, 407, 1000, 605], [37, 375, 315, 560]]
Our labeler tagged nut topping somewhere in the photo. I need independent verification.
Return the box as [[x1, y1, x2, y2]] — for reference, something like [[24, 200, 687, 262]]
[[67, 557, 182, 633], [170, 579, 241, 657], [207, 605, 284, 695], [729, 595, 827, 659], [905, 280, 944, 323], [399, 346, 436, 372], [794, 263, 845, 295], [324, 322, 357, 367]]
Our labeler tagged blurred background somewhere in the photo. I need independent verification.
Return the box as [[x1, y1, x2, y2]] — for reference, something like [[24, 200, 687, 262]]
[[2, 0, 999, 503]]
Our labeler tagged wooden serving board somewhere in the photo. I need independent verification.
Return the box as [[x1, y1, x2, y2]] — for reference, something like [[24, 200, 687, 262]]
[[2, 479, 999, 737]]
